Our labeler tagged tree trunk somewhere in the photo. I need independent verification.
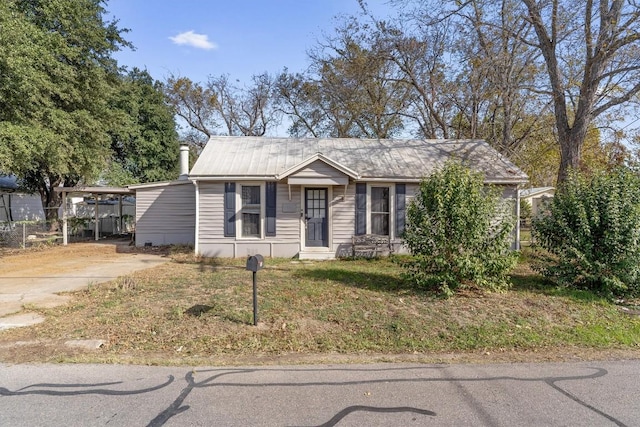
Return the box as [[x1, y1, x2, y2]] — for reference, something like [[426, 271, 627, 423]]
[[557, 126, 586, 183], [38, 177, 62, 231]]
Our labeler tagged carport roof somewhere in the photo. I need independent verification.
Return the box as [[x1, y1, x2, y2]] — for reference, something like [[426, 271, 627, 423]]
[[53, 186, 133, 197]]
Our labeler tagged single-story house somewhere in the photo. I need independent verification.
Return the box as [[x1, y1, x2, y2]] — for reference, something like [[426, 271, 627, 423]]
[[131, 137, 528, 259], [520, 186, 555, 217]]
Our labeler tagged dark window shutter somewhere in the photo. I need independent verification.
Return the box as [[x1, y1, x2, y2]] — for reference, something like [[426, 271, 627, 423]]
[[265, 182, 277, 237], [224, 182, 236, 237], [395, 183, 406, 237], [355, 183, 367, 235]]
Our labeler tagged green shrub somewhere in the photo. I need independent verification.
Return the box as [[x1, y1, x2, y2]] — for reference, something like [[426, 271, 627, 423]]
[[532, 168, 640, 299], [400, 161, 518, 297]]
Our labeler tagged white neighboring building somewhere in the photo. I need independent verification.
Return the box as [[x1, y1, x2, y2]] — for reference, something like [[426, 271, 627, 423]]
[[520, 187, 555, 217]]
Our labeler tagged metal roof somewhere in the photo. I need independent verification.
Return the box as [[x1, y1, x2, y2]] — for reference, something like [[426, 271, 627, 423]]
[[190, 136, 528, 184]]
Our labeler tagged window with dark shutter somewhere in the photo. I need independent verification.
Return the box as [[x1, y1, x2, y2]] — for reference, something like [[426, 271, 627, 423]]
[[265, 182, 277, 237], [240, 185, 261, 238], [355, 183, 366, 235], [224, 182, 236, 237], [371, 186, 390, 235], [395, 183, 406, 237]]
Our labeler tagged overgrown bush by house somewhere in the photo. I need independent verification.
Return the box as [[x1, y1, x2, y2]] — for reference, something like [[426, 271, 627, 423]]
[[532, 168, 640, 299], [400, 161, 518, 297]]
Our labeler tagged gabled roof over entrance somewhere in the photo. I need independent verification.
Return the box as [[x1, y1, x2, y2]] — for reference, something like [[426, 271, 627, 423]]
[[189, 136, 528, 184], [276, 153, 360, 186]]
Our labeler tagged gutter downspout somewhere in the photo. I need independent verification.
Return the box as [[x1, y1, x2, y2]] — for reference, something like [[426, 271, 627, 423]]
[[515, 187, 521, 250], [62, 191, 68, 245], [94, 195, 99, 241], [193, 180, 199, 255]]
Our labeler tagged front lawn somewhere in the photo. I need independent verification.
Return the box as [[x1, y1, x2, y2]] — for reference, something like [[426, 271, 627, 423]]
[[1, 252, 639, 365]]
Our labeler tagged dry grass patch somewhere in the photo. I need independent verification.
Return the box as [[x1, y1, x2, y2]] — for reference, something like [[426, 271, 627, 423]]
[[1, 255, 639, 365]]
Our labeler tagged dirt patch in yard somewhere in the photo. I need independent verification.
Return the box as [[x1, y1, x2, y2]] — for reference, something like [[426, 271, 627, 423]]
[[0, 239, 170, 276], [1, 242, 124, 276]]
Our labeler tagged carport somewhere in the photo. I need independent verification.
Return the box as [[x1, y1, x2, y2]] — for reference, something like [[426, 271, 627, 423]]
[[54, 186, 134, 245]]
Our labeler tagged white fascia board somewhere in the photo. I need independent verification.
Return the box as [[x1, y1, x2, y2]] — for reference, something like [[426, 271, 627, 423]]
[[483, 178, 529, 185], [187, 175, 276, 181]]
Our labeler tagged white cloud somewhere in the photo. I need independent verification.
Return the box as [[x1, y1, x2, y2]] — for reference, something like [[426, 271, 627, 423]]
[[169, 31, 217, 50]]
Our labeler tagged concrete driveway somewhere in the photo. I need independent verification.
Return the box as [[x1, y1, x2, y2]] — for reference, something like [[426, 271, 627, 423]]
[[0, 242, 169, 329]]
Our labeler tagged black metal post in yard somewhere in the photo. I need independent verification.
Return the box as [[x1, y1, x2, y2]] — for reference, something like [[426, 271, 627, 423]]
[[246, 254, 263, 327], [252, 271, 258, 326]]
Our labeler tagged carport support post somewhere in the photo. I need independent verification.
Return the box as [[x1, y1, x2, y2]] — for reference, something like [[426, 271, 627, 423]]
[[62, 191, 68, 245], [94, 195, 99, 241], [118, 195, 123, 234], [252, 271, 258, 326]]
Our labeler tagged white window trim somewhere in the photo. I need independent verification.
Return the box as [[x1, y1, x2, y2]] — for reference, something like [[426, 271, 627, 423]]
[[367, 183, 395, 238], [236, 182, 265, 240]]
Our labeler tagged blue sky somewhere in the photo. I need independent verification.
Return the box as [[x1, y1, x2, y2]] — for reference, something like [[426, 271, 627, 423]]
[[106, 0, 396, 85]]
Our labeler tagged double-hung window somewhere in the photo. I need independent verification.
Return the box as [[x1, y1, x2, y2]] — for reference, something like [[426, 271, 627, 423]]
[[240, 185, 261, 238], [356, 183, 405, 239], [370, 186, 390, 236]]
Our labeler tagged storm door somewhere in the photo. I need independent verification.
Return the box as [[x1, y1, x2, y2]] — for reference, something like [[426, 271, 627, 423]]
[[304, 188, 328, 247]]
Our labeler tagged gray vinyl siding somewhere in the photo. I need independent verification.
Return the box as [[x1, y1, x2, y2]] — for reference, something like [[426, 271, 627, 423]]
[[198, 182, 225, 243], [197, 181, 302, 258], [135, 182, 195, 246], [290, 160, 349, 180], [331, 184, 355, 250], [406, 183, 420, 201], [501, 185, 517, 199], [276, 183, 301, 240]]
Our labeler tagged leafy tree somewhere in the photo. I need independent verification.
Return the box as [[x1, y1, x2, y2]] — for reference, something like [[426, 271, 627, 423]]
[[277, 19, 411, 138], [532, 168, 640, 299], [384, 0, 640, 182], [164, 72, 280, 149], [456, 0, 548, 156], [108, 68, 180, 184], [514, 120, 630, 187], [274, 71, 326, 137], [0, 0, 130, 225], [162, 77, 217, 148], [521, 0, 640, 182], [401, 162, 519, 297], [356, 18, 457, 139]]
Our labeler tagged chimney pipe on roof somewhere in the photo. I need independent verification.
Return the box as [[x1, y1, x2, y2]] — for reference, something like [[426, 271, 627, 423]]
[[179, 145, 189, 179]]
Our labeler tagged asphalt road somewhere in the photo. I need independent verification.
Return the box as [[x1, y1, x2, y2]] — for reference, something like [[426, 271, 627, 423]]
[[1, 360, 638, 426]]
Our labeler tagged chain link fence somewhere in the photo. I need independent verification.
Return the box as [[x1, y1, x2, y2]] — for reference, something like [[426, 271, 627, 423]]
[[0, 221, 62, 248], [0, 216, 136, 249]]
